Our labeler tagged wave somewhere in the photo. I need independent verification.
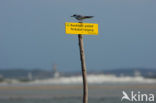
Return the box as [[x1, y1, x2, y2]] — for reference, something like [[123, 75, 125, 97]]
[[31, 74, 156, 84]]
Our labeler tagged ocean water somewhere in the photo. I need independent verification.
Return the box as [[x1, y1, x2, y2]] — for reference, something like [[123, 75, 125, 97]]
[[0, 83, 156, 103]]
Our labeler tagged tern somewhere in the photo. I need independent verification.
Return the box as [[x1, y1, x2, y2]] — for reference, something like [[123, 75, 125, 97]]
[[71, 14, 94, 21]]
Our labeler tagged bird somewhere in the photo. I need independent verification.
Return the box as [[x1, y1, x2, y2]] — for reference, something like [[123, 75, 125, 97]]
[[71, 14, 94, 22]]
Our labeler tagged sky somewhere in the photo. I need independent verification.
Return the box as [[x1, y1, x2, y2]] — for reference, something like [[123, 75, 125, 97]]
[[0, 0, 156, 72]]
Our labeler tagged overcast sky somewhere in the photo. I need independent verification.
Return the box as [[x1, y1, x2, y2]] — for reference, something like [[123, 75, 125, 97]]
[[0, 0, 156, 71]]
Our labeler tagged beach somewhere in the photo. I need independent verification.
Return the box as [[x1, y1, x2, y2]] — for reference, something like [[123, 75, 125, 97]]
[[0, 83, 156, 103]]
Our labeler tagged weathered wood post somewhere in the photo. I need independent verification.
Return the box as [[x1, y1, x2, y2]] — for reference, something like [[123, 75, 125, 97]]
[[78, 34, 88, 103]]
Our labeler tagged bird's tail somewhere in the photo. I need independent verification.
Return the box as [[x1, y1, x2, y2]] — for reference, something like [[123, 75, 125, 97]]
[[84, 16, 94, 19]]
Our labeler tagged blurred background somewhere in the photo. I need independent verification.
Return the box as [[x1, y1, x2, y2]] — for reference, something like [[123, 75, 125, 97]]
[[0, 0, 156, 103]]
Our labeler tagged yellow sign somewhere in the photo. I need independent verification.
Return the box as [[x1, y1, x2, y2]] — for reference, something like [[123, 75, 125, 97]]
[[65, 22, 98, 35]]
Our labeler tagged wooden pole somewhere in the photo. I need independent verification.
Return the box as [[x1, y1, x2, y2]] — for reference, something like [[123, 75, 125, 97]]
[[78, 34, 88, 103]]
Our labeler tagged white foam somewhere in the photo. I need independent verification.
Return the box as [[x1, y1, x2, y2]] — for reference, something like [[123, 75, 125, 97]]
[[30, 74, 156, 84]]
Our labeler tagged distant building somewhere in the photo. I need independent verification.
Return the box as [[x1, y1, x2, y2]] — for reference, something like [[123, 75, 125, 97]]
[[53, 64, 60, 78], [28, 72, 33, 80], [134, 70, 141, 77]]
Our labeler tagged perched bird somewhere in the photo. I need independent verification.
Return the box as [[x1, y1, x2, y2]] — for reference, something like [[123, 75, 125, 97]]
[[71, 14, 94, 21]]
